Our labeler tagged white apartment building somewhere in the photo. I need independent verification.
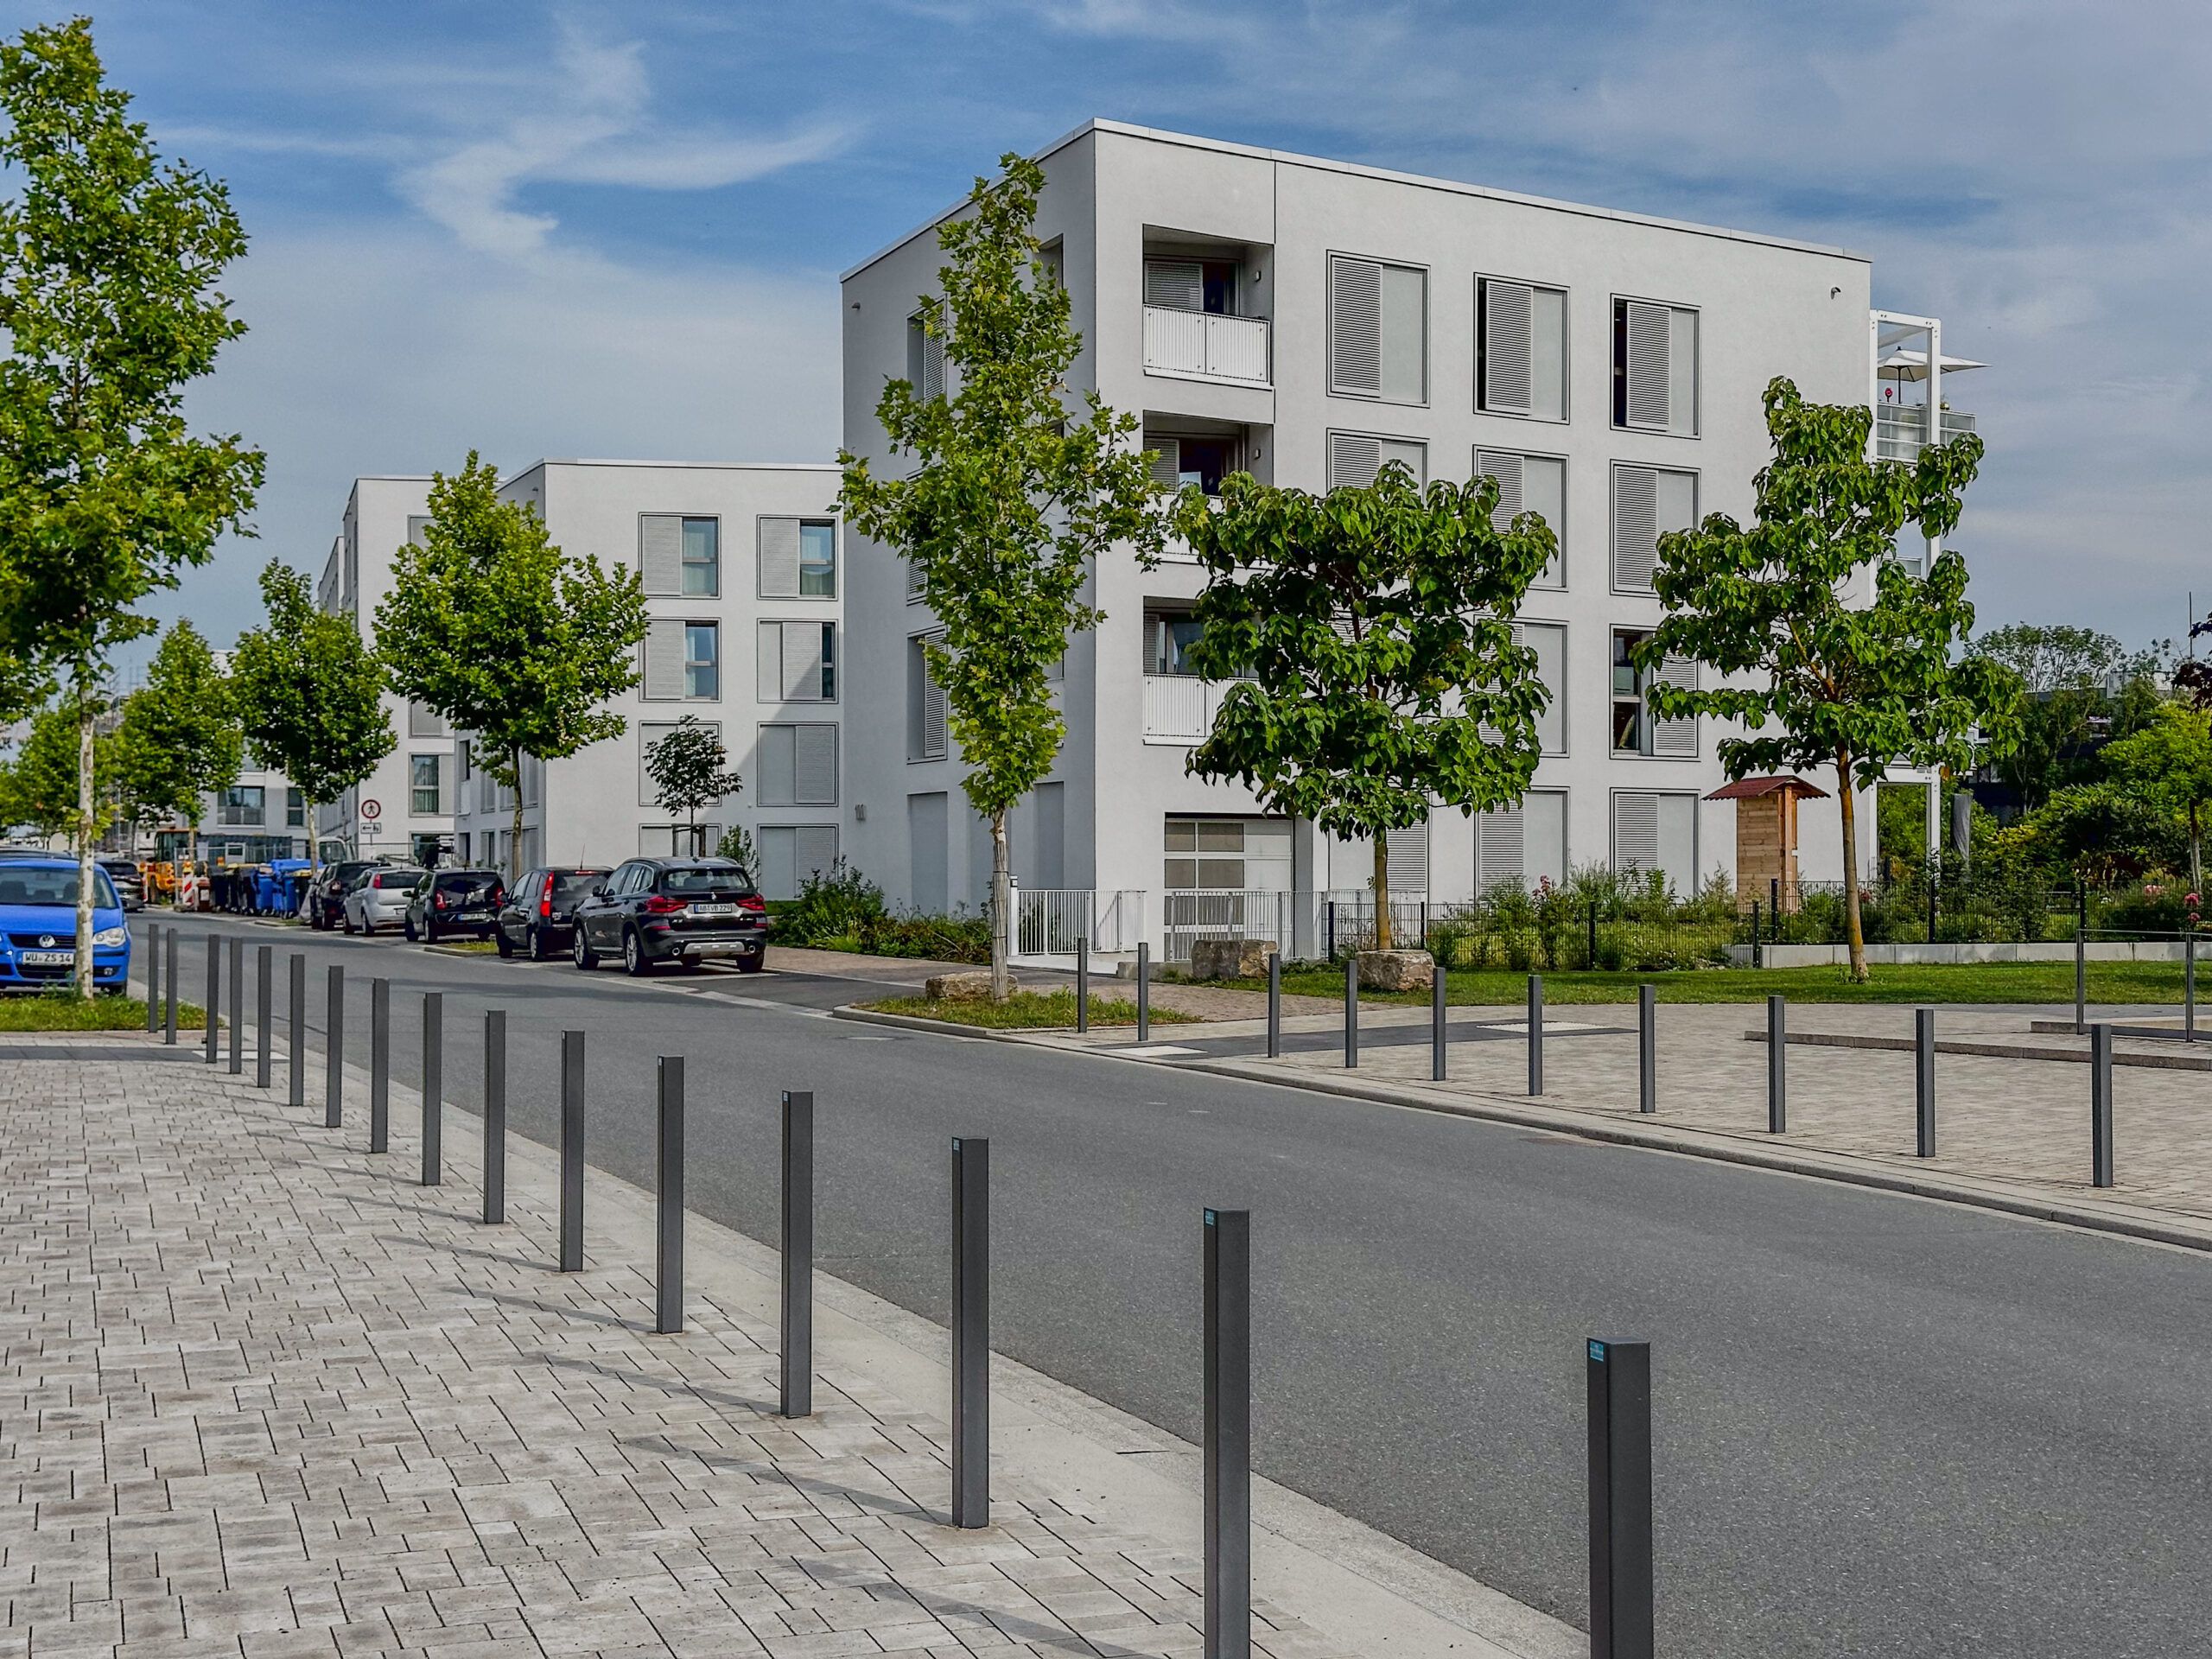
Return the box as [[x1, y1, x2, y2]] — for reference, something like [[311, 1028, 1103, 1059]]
[[840, 121, 1967, 955], [316, 476, 459, 867], [448, 460, 844, 893]]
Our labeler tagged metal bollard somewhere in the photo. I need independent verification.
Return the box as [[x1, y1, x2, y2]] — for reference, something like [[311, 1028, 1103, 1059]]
[[1767, 995, 1787, 1133], [256, 945, 273, 1088], [1344, 953, 1358, 1069], [1265, 951, 1281, 1059], [1528, 974, 1544, 1096], [2091, 1023, 2113, 1188], [228, 936, 244, 1075], [1751, 899, 1762, 969], [204, 936, 219, 1064], [1586, 899, 1599, 969], [323, 965, 344, 1128], [163, 930, 178, 1046], [656, 1058, 684, 1334], [1432, 959, 1448, 1082], [2187, 933, 2197, 1045], [2075, 887, 2088, 1034], [288, 955, 306, 1109], [420, 992, 442, 1186], [951, 1135, 990, 1528], [1135, 943, 1151, 1043], [1075, 935, 1089, 1035], [560, 1032, 585, 1270], [145, 921, 160, 1031], [1587, 1338, 1655, 1659], [781, 1090, 814, 1418], [1915, 1007, 1936, 1158], [1205, 1207, 1252, 1659], [482, 1011, 505, 1224], [370, 978, 390, 1153], [1637, 985, 1656, 1114]]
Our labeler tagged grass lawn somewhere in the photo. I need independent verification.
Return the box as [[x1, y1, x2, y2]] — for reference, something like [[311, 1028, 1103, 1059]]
[[429, 939, 499, 954], [863, 989, 1198, 1029], [1240, 960, 2193, 1007], [0, 995, 207, 1031]]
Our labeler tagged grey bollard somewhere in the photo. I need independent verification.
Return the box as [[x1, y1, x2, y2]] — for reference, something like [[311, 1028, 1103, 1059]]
[[781, 1090, 814, 1417], [370, 978, 390, 1152], [144, 921, 160, 1031], [288, 954, 306, 1109], [482, 1011, 505, 1224], [1915, 1007, 1936, 1157], [228, 936, 244, 1074], [1266, 951, 1281, 1059], [2091, 1023, 2113, 1188], [2188, 932, 2197, 1045], [1637, 985, 1656, 1114], [255, 944, 273, 1088], [1431, 959, 1447, 1082], [1135, 942, 1151, 1043], [560, 1031, 585, 1270], [1075, 936, 1089, 1035], [204, 936, 219, 1064], [420, 992, 442, 1186], [163, 930, 178, 1045], [951, 1135, 990, 1528], [1205, 1207, 1252, 1659], [1767, 995, 1787, 1133], [324, 965, 345, 1128], [1587, 1338, 1655, 1659], [1344, 952, 1359, 1069], [656, 1057, 684, 1334], [1528, 975, 1544, 1096]]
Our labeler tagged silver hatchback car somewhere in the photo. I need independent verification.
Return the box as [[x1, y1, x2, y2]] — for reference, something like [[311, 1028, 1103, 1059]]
[[343, 866, 427, 935]]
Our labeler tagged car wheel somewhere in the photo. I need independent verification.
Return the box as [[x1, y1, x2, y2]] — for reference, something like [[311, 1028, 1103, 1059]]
[[572, 927, 598, 970], [494, 927, 513, 958], [736, 952, 766, 975], [404, 916, 418, 942], [528, 925, 550, 962], [423, 920, 439, 944], [622, 929, 654, 976]]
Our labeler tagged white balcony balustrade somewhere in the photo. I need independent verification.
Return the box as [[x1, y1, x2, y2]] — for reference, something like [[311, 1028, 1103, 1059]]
[[1875, 404, 1976, 461], [1143, 306, 1271, 387], [1142, 674, 1245, 744]]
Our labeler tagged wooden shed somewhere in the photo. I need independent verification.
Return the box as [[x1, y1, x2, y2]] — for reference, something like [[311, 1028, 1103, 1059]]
[[1706, 776, 1827, 912]]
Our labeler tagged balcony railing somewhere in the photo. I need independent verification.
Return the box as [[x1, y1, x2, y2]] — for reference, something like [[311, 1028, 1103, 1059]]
[[1142, 674, 1243, 744], [1142, 306, 1270, 386], [1875, 404, 1976, 461], [1012, 888, 1147, 960]]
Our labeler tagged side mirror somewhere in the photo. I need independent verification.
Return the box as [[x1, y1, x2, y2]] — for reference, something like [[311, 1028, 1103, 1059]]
[[591, 883, 608, 898]]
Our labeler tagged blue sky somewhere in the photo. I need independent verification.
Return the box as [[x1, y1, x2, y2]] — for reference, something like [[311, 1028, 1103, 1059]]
[[20, 0, 2205, 660]]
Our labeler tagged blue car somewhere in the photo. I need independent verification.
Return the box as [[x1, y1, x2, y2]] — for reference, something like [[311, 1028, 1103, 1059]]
[[0, 857, 130, 992]]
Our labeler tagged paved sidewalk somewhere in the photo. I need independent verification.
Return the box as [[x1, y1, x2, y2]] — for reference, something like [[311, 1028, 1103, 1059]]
[[0, 1038, 1566, 1659]]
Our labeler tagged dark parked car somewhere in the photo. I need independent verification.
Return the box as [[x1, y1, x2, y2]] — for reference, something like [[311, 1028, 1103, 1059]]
[[404, 868, 506, 942], [569, 856, 768, 976], [308, 859, 386, 930], [493, 866, 610, 959], [98, 858, 145, 911]]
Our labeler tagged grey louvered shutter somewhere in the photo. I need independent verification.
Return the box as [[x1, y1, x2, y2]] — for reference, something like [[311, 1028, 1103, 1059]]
[[1625, 301, 1673, 428], [1478, 449, 1525, 531], [1614, 791, 1661, 873], [1478, 622, 1526, 744], [1145, 259, 1203, 311], [756, 621, 782, 702], [1330, 256, 1382, 396], [1478, 805, 1523, 891], [640, 515, 683, 597], [794, 724, 836, 805], [1147, 437, 1182, 489], [913, 307, 946, 402], [1613, 466, 1659, 591], [906, 554, 924, 603], [1385, 822, 1429, 897], [1651, 654, 1699, 756], [1484, 280, 1535, 413], [758, 518, 801, 598], [756, 724, 796, 805], [644, 620, 684, 700], [1377, 438, 1425, 484], [1328, 431, 1381, 491], [795, 825, 838, 883], [781, 622, 823, 702], [923, 640, 948, 758]]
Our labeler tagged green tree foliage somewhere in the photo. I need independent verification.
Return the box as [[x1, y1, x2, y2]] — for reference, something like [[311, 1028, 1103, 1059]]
[[645, 715, 744, 858], [1967, 623, 2164, 810], [115, 620, 242, 859], [0, 19, 263, 990], [2015, 783, 2185, 888], [229, 561, 394, 871], [1, 698, 115, 839], [2101, 702, 2212, 893], [376, 454, 647, 879], [1637, 378, 2022, 979], [1175, 466, 1554, 951], [838, 155, 1166, 998]]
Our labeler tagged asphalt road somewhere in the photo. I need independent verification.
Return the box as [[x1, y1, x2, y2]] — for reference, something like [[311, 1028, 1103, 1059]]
[[144, 914, 2212, 1659]]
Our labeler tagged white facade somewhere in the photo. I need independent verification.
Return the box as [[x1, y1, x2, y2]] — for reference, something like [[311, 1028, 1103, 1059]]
[[840, 120, 1938, 950], [447, 460, 844, 890], [316, 477, 458, 866]]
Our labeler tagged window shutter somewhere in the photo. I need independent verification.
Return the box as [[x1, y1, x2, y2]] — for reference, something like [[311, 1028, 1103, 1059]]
[[779, 621, 823, 702], [906, 555, 924, 603], [756, 621, 781, 702], [645, 620, 685, 700], [1651, 654, 1699, 756], [639, 724, 679, 804], [757, 724, 797, 805], [1613, 792, 1661, 873], [1612, 466, 1660, 591], [406, 515, 432, 548], [1477, 449, 1525, 531], [1478, 805, 1523, 891], [1484, 280, 1535, 413], [795, 724, 836, 805], [923, 640, 949, 759], [758, 518, 801, 598], [1385, 822, 1429, 897], [1625, 301, 1673, 428], [922, 321, 945, 402], [1145, 259, 1204, 311], [1147, 436, 1182, 489], [1328, 431, 1381, 490], [1378, 264, 1426, 403], [1378, 438, 1425, 483], [1478, 621, 1527, 744], [640, 515, 684, 596], [795, 825, 838, 883], [1330, 256, 1382, 396]]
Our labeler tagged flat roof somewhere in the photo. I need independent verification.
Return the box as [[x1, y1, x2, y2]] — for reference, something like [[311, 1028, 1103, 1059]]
[[508, 458, 840, 474], [843, 118, 1869, 282]]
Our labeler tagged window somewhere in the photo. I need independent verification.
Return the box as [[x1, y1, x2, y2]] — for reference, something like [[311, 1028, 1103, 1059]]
[[409, 754, 444, 816], [1163, 817, 1294, 892], [1522, 622, 1567, 754], [407, 700, 448, 739], [757, 620, 834, 702], [1477, 277, 1567, 420], [1476, 449, 1566, 587], [684, 623, 720, 700], [1612, 791, 1698, 896], [1611, 463, 1697, 592], [405, 515, 432, 548], [1036, 238, 1064, 290], [1145, 257, 1240, 315], [1326, 431, 1425, 490], [217, 785, 265, 827], [757, 723, 838, 807], [1145, 611, 1205, 677], [682, 518, 718, 596], [757, 824, 840, 900], [639, 824, 721, 859], [639, 720, 722, 806], [908, 634, 947, 760], [1328, 254, 1426, 403], [759, 518, 837, 599], [907, 305, 945, 401], [1611, 629, 1698, 757], [1612, 298, 1699, 435], [1146, 431, 1240, 496], [641, 516, 718, 598], [286, 788, 305, 828], [1476, 791, 1567, 892]]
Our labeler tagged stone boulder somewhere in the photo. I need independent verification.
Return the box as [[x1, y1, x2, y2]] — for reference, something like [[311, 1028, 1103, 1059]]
[[1357, 949, 1434, 993], [925, 969, 1012, 1001], [1188, 938, 1277, 981]]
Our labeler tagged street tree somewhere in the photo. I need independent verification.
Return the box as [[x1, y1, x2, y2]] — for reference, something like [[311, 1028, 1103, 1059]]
[[115, 620, 242, 869], [839, 154, 1166, 997], [229, 561, 394, 874], [1175, 464, 1554, 952], [1637, 377, 2022, 980], [0, 19, 263, 992], [1, 697, 116, 841], [645, 715, 745, 857], [2101, 702, 2212, 894], [1967, 623, 2163, 808], [375, 454, 647, 879]]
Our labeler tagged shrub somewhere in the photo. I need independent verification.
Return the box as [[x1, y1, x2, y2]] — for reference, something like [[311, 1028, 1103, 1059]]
[[777, 857, 887, 945]]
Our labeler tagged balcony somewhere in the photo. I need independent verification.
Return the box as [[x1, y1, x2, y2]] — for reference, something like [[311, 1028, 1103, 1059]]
[[1143, 306, 1270, 387], [1142, 674, 1240, 744], [1875, 404, 1977, 461]]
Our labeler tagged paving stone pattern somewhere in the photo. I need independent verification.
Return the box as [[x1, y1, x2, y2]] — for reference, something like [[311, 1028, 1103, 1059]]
[[0, 1048, 1343, 1659]]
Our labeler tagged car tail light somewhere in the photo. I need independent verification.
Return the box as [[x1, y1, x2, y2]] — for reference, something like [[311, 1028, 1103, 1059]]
[[539, 881, 553, 918], [644, 894, 686, 915], [433, 893, 448, 909], [741, 893, 766, 914]]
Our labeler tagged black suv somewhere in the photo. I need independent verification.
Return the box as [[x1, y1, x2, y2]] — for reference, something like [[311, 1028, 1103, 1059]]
[[404, 868, 506, 942], [493, 866, 610, 959], [308, 859, 385, 930], [99, 859, 145, 911], [569, 856, 768, 976]]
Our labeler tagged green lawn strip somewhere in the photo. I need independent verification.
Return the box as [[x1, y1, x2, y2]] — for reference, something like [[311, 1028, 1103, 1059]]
[[0, 996, 207, 1031], [862, 990, 1198, 1029], [1232, 961, 2190, 1007], [427, 939, 499, 954]]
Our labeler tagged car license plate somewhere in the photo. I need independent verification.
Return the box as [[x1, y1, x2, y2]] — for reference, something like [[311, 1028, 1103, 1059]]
[[689, 902, 737, 918], [21, 950, 73, 966]]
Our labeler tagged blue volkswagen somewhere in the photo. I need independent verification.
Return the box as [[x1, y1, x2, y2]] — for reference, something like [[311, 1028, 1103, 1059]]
[[0, 856, 130, 991]]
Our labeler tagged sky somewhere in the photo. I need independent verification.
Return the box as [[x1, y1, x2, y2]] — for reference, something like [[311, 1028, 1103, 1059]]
[[13, 0, 2205, 665]]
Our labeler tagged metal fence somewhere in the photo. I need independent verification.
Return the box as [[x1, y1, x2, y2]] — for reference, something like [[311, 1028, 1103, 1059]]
[[1736, 877, 2204, 948], [1160, 889, 1434, 965], [1012, 889, 1147, 958]]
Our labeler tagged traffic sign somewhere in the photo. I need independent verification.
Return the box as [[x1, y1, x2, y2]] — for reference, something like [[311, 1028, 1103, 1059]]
[[360, 798, 382, 820]]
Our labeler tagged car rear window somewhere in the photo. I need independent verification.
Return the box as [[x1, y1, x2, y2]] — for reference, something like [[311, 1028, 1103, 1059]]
[[550, 871, 605, 898], [658, 866, 756, 897], [373, 869, 423, 889], [437, 872, 502, 898]]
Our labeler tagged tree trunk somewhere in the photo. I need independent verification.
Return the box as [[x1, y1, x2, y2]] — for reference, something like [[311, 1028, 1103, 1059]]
[[989, 807, 1013, 1001], [509, 747, 527, 882], [302, 798, 318, 913], [1370, 831, 1394, 952], [74, 684, 95, 1001], [1838, 749, 1868, 983]]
